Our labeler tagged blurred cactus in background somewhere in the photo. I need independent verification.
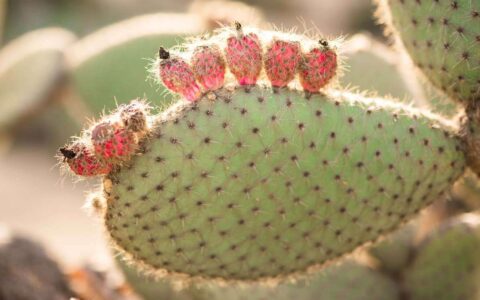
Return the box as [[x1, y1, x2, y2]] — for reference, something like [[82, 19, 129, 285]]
[[0, 0, 479, 299]]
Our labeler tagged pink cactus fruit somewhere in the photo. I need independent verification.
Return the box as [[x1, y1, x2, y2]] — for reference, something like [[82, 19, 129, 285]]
[[119, 100, 149, 134], [158, 47, 202, 101], [264, 39, 301, 88], [299, 39, 337, 93], [191, 44, 226, 91], [225, 22, 263, 85], [91, 121, 137, 163], [60, 143, 112, 176]]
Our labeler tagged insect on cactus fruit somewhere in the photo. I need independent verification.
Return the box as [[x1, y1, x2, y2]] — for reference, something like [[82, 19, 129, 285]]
[[158, 47, 202, 102], [299, 39, 338, 93], [60, 23, 469, 282], [60, 101, 150, 176], [59, 142, 112, 176]]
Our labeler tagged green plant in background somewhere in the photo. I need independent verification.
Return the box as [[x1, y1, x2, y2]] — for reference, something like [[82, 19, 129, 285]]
[[0, 27, 76, 152], [340, 33, 417, 101], [378, 0, 479, 105], [403, 214, 480, 300], [67, 13, 206, 114], [0, 0, 5, 43], [68, 1, 266, 115], [120, 258, 400, 300], [0, 27, 75, 134]]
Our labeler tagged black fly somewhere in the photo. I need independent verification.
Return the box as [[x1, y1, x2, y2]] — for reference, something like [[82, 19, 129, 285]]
[[59, 147, 76, 161]]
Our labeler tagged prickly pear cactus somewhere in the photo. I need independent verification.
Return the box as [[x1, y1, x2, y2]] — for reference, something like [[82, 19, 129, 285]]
[[379, 0, 480, 104], [119, 258, 400, 300], [100, 86, 464, 281], [67, 13, 207, 113], [368, 221, 416, 274], [0, 27, 75, 132], [61, 25, 468, 283], [403, 214, 480, 300], [209, 260, 400, 300]]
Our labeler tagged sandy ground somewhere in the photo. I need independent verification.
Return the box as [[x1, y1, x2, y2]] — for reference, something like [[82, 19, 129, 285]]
[[0, 146, 113, 270]]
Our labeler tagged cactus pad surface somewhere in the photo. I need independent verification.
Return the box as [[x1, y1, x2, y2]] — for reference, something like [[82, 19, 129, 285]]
[[381, 0, 480, 104], [102, 86, 465, 281], [403, 214, 480, 300]]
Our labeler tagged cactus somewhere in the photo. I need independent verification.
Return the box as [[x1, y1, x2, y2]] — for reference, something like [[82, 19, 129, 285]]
[[461, 103, 480, 177], [402, 213, 480, 300], [340, 34, 414, 101], [368, 221, 416, 274], [98, 85, 464, 281], [378, 0, 480, 104], [67, 13, 207, 113], [209, 261, 400, 300], [0, 27, 75, 133], [0, 0, 5, 43], [118, 258, 400, 300], [57, 24, 472, 282]]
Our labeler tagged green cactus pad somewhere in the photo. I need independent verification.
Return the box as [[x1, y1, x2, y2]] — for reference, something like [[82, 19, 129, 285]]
[[68, 13, 207, 113], [380, 0, 480, 104], [341, 34, 414, 101], [403, 214, 480, 300], [119, 258, 399, 300], [368, 221, 416, 274], [0, 28, 75, 132], [210, 261, 400, 300], [103, 86, 465, 281]]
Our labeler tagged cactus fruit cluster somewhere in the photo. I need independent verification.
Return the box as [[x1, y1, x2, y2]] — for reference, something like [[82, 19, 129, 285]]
[[60, 100, 150, 176], [58, 3, 480, 295], [157, 24, 339, 102], [378, 0, 480, 105]]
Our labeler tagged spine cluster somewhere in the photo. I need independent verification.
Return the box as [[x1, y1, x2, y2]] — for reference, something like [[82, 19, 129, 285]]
[[59, 100, 150, 176], [157, 22, 338, 101]]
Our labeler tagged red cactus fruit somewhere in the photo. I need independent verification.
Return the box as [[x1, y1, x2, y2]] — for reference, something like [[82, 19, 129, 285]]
[[191, 44, 226, 91], [264, 39, 301, 88], [299, 39, 337, 93], [158, 47, 202, 101], [91, 121, 137, 163], [119, 100, 149, 134], [225, 22, 263, 85], [60, 143, 111, 176]]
